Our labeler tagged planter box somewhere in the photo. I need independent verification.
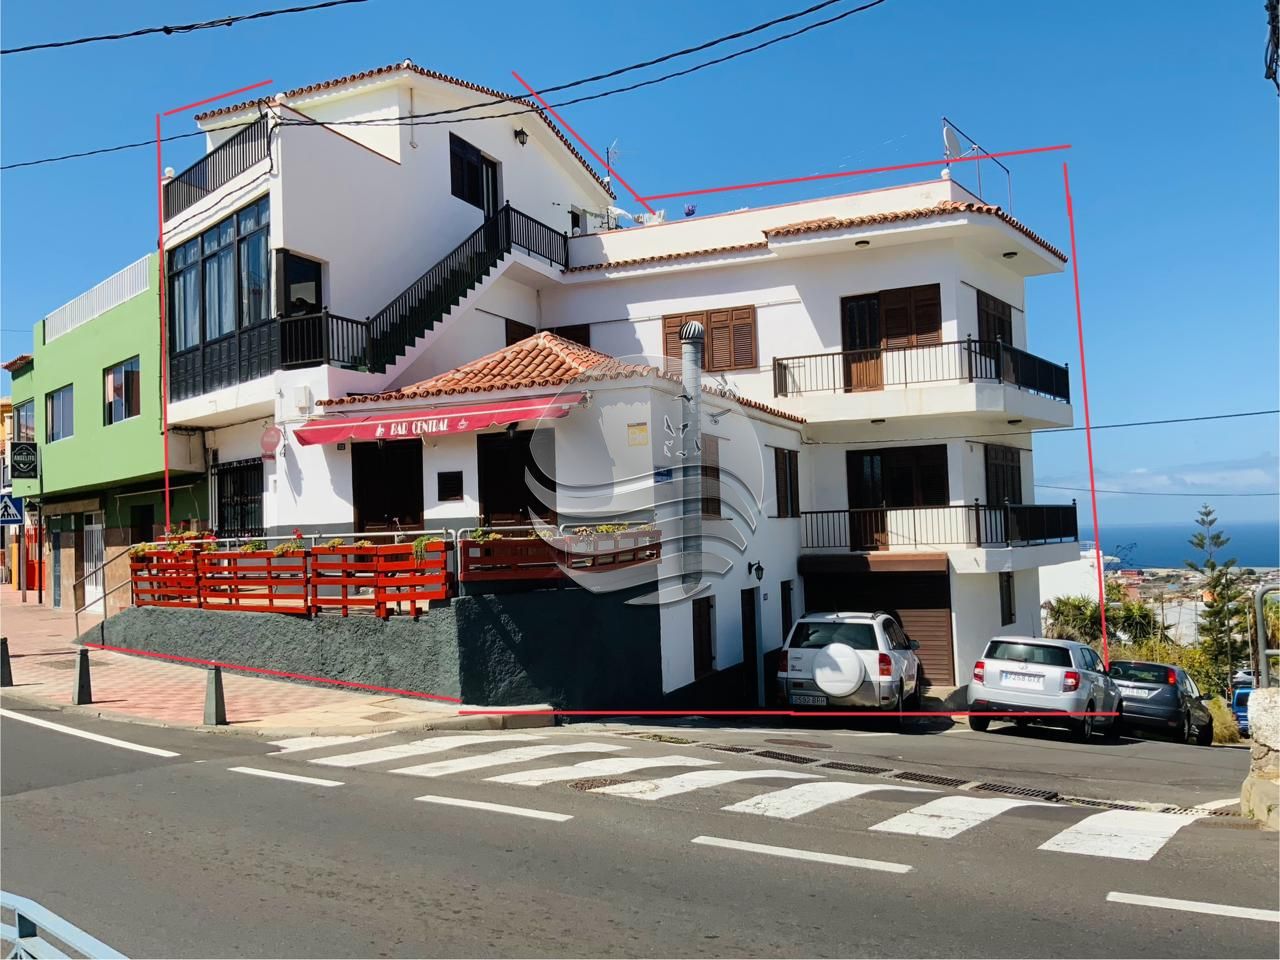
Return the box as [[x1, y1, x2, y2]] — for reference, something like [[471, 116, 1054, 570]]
[[458, 537, 564, 582]]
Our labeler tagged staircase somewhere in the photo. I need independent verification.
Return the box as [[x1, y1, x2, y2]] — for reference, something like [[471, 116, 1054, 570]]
[[364, 203, 569, 375]]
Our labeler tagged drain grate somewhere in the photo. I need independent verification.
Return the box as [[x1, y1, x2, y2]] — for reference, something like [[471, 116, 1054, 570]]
[[892, 770, 969, 788], [975, 782, 1060, 801], [1060, 796, 1140, 811], [703, 744, 754, 753], [1161, 805, 1241, 818], [569, 777, 630, 791], [764, 738, 832, 750], [820, 760, 892, 775], [753, 750, 820, 765]]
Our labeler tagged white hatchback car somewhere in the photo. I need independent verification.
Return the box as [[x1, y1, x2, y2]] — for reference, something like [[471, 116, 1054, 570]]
[[775, 612, 922, 714]]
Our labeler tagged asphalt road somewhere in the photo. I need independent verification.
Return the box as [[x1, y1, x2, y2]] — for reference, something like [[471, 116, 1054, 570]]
[[2, 705, 1277, 959]]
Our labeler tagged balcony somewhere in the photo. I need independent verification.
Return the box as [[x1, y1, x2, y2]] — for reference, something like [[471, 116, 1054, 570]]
[[801, 502, 1079, 552], [773, 339, 1071, 403], [163, 116, 271, 220]]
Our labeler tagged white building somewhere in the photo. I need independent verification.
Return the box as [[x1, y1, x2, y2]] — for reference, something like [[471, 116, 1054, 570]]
[[158, 60, 1081, 700]]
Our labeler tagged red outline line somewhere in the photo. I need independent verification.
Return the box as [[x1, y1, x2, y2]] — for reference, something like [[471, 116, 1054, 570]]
[[1063, 161, 1109, 668], [163, 79, 274, 117], [81, 642, 464, 704], [637, 144, 1072, 203], [510, 70, 656, 215], [458, 709, 1119, 718], [155, 113, 171, 532]]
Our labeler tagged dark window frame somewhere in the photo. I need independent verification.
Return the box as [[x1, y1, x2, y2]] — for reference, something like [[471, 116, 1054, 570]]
[[103, 355, 142, 426], [437, 470, 464, 503], [13, 399, 35, 441], [848, 445, 949, 509], [450, 133, 486, 209], [701, 434, 721, 519], [212, 456, 265, 538], [984, 443, 1024, 506], [693, 596, 715, 678], [977, 289, 1015, 345], [999, 571, 1016, 626], [505, 318, 536, 346], [774, 447, 801, 518], [554, 323, 591, 348], [45, 383, 74, 443]]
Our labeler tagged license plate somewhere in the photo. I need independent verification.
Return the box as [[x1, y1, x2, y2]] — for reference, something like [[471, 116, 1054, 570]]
[[790, 694, 827, 706], [1120, 687, 1153, 698], [1001, 671, 1044, 691]]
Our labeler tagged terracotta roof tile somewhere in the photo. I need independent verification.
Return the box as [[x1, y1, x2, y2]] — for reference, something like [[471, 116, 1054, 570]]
[[764, 199, 1068, 261], [193, 62, 613, 198], [318, 332, 804, 423], [2, 354, 33, 373], [563, 241, 770, 274]]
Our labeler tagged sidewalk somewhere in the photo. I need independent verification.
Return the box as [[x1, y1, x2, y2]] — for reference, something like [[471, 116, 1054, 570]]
[[0, 588, 547, 736]]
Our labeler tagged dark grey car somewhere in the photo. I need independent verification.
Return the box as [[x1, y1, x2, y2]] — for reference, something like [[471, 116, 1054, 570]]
[[1108, 660, 1214, 745]]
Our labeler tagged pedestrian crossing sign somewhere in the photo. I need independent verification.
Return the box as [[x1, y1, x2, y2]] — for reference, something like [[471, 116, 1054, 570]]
[[0, 494, 22, 525]]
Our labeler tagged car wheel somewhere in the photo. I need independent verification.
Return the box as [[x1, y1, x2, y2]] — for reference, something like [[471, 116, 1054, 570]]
[[1102, 705, 1123, 743], [1180, 711, 1192, 744], [886, 683, 904, 729], [1014, 718, 1031, 731], [1195, 718, 1214, 746], [904, 676, 922, 710], [968, 715, 990, 732], [1073, 702, 1096, 743]]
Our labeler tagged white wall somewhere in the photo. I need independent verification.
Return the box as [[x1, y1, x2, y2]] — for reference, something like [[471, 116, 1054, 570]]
[[950, 566, 1042, 682]]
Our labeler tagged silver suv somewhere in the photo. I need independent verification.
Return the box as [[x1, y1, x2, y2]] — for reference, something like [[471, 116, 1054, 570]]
[[775, 612, 922, 713], [966, 636, 1122, 742]]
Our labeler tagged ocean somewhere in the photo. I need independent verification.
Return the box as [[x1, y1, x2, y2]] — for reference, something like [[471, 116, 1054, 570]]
[[1080, 522, 1279, 570]]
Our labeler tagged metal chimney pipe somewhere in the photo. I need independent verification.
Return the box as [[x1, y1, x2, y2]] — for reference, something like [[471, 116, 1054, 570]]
[[680, 320, 704, 592]]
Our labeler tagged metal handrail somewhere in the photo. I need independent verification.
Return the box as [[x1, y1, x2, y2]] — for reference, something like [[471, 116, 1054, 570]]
[[0, 890, 126, 958]]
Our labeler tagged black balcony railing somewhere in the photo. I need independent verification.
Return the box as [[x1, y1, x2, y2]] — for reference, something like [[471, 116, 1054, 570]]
[[163, 116, 271, 220], [773, 337, 1070, 403], [801, 501, 1079, 551], [279, 311, 368, 369]]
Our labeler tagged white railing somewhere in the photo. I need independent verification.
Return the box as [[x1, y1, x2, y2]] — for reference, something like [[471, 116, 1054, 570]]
[[44, 255, 151, 343]]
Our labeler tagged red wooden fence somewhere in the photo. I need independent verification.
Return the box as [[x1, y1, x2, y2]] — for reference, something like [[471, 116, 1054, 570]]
[[197, 551, 309, 614], [130, 552, 201, 608], [457, 532, 661, 582]]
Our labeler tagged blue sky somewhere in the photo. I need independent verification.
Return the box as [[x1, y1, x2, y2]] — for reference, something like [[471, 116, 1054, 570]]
[[2, 0, 1276, 528]]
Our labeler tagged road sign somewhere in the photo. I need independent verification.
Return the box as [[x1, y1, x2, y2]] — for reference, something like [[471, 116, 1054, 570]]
[[7, 441, 38, 480], [0, 495, 22, 526]]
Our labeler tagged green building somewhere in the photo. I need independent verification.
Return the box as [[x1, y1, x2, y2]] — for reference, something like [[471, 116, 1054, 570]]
[[5, 254, 208, 613]]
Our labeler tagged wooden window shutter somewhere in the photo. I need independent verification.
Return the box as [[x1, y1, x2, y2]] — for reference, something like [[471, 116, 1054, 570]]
[[701, 435, 721, 518], [706, 309, 733, 371], [880, 288, 912, 349], [788, 449, 800, 517], [730, 307, 757, 369], [911, 284, 942, 345], [774, 448, 788, 517], [662, 314, 684, 375]]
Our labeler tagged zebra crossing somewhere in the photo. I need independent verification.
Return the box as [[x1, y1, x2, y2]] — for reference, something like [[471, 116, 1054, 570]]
[[260, 732, 1213, 863]]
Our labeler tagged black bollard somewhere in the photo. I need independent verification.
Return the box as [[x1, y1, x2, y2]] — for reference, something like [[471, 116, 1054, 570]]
[[1, 636, 12, 687], [72, 648, 93, 705], [204, 665, 227, 726]]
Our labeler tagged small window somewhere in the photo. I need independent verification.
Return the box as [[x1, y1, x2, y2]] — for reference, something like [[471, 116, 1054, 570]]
[[999, 571, 1016, 626], [437, 471, 464, 503], [104, 356, 141, 425], [774, 448, 800, 518], [693, 596, 715, 678], [450, 134, 485, 209], [554, 323, 591, 348], [14, 400, 35, 441], [701, 435, 721, 519], [505, 318, 536, 346], [45, 384, 74, 443]]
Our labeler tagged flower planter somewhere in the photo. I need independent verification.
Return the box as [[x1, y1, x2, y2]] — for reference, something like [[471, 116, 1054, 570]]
[[458, 537, 565, 582]]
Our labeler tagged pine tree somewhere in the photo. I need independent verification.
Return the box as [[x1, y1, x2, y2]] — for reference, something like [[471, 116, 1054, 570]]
[[1186, 503, 1244, 690]]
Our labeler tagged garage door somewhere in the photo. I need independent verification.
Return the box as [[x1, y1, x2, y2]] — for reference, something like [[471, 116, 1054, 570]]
[[800, 571, 955, 686]]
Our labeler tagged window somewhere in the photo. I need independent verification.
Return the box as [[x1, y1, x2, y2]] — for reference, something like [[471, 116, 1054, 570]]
[[701, 434, 721, 518], [848, 445, 948, 509], [212, 456, 264, 538], [279, 252, 323, 317], [437, 471, 464, 502], [450, 134, 485, 209], [104, 356, 141, 425], [505, 318, 536, 346], [554, 323, 591, 348], [880, 284, 941, 348], [789, 621, 877, 651], [129, 504, 155, 544], [774, 448, 800, 518], [886, 620, 911, 650], [662, 306, 757, 373], [986, 639, 1069, 667], [692, 596, 715, 678], [999, 571, 1016, 626], [984, 444, 1023, 505], [977, 290, 1014, 344], [45, 384, 73, 442], [167, 195, 270, 352], [14, 400, 35, 441]]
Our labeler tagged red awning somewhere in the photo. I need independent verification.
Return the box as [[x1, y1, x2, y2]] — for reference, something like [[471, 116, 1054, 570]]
[[293, 393, 586, 447]]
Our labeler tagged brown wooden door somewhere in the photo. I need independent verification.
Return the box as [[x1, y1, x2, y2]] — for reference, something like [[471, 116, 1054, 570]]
[[741, 587, 760, 706], [841, 294, 882, 391], [352, 440, 424, 533], [477, 429, 557, 527], [846, 450, 888, 549]]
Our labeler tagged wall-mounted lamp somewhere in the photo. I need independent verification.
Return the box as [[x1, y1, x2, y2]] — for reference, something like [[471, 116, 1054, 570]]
[[513, 128, 529, 146], [855, 239, 871, 247], [747, 561, 765, 582], [1007, 419, 1023, 425], [1002, 251, 1018, 260], [870, 418, 886, 424]]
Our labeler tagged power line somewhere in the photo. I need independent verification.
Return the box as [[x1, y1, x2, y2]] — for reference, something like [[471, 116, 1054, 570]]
[[2, 0, 889, 170], [1, 0, 369, 55], [1036, 483, 1279, 498]]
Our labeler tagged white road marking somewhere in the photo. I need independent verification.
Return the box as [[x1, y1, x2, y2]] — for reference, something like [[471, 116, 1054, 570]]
[[268, 733, 391, 754], [593, 768, 819, 800], [1106, 891, 1280, 923], [415, 795, 572, 822], [1038, 810, 1203, 861], [310, 733, 544, 767], [391, 742, 627, 778], [0, 707, 180, 757], [487, 754, 718, 786], [1192, 797, 1240, 811], [228, 766, 343, 787], [691, 836, 911, 874], [869, 795, 1060, 838], [722, 781, 938, 819]]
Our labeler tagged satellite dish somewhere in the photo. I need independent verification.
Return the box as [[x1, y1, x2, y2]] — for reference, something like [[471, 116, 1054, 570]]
[[943, 125, 962, 160]]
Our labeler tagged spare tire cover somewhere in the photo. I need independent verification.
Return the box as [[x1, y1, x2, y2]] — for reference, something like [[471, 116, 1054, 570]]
[[813, 642, 866, 698]]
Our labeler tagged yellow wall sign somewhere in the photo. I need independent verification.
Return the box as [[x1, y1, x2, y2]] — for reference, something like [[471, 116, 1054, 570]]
[[627, 422, 649, 447]]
